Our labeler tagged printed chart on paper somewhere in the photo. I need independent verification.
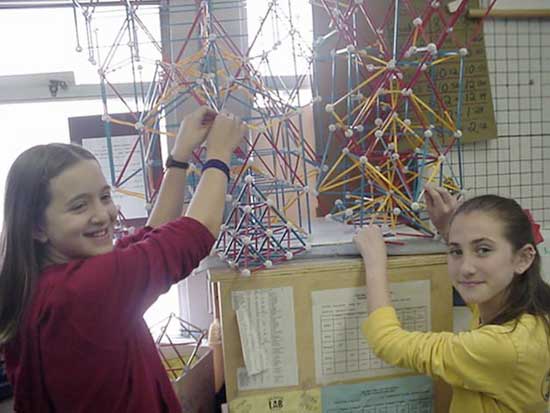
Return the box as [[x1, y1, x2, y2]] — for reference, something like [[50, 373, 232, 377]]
[[312, 280, 431, 383], [232, 287, 299, 391]]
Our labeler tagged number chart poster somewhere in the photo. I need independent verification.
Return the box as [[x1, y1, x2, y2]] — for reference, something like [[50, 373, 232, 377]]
[[398, 0, 497, 143]]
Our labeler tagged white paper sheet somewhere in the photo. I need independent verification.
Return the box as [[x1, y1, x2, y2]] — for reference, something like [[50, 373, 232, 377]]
[[312, 280, 431, 383], [232, 287, 299, 390], [82, 135, 147, 219], [235, 303, 268, 375]]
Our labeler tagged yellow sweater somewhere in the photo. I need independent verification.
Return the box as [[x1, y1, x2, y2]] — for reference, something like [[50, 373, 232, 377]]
[[362, 306, 550, 412]]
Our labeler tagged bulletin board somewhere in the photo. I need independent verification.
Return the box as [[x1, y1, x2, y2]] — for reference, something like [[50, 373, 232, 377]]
[[210, 254, 453, 413]]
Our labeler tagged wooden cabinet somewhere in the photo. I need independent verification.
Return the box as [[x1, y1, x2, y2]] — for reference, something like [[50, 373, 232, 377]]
[[209, 254, 453, 412]]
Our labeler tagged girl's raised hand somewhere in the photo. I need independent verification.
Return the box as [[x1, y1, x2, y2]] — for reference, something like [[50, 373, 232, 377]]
[[424, 183, 460, 241], [172, 106, 217, 159], [206, 112, 247, 163], [353, 223, 388, 278]]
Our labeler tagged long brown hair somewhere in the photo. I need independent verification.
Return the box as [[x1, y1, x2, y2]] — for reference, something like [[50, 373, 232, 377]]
[[0, 143, 97, 344], [451, 195, 550, 333]]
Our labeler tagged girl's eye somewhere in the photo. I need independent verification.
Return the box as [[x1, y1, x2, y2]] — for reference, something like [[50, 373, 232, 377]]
[[476, 246, 491, 256], [101, 193, 112, 201], [447, 248, 461, 256], [71, 203, 86, 211]]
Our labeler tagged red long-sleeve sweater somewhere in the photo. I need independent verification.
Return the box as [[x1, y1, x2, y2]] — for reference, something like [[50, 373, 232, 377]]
[[4, 216, 215, 412]]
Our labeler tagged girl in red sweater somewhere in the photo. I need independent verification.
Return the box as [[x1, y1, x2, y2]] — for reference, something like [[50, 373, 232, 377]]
[[0, 107, 245, 412]]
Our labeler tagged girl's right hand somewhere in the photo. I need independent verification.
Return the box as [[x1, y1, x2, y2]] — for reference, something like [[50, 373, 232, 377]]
[[424, 184, 460, 241], [353, 224, 388, 279], [206, 113, 247, 163], [172, 106, 217, 159]]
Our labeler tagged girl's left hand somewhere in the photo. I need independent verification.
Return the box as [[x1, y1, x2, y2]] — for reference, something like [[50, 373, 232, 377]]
[[353, 224, 388, 278], [424, 183, 460, 241]]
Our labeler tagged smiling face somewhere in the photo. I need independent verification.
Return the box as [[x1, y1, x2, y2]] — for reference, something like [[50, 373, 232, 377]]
[[36, 159, 117, 264], [447, 211, 527, 322]]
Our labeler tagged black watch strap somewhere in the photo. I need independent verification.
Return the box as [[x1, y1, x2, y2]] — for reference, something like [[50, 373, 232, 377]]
[[165, 155, 189, 170]]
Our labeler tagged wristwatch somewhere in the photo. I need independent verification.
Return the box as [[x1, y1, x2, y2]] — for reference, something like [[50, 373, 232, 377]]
[[165, 155, 189, 170]]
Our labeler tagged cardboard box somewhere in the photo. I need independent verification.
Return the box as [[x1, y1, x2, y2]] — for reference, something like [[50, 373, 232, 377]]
[[160, 343, 215, 413]]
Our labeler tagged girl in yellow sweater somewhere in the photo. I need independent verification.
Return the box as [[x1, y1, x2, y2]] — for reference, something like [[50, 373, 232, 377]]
[[354, 187, 550, 412]]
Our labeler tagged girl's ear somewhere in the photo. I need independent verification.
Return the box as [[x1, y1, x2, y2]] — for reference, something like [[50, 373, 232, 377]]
[[33, 227, 48, 244], [514, 244, 536, 275]]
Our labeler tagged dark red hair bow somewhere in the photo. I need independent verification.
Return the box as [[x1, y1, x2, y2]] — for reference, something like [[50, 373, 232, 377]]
[[523, 209, 544, 245]]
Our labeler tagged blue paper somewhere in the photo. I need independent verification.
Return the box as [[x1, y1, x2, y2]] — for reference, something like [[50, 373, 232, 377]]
[[322, 375, 433, 413]]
